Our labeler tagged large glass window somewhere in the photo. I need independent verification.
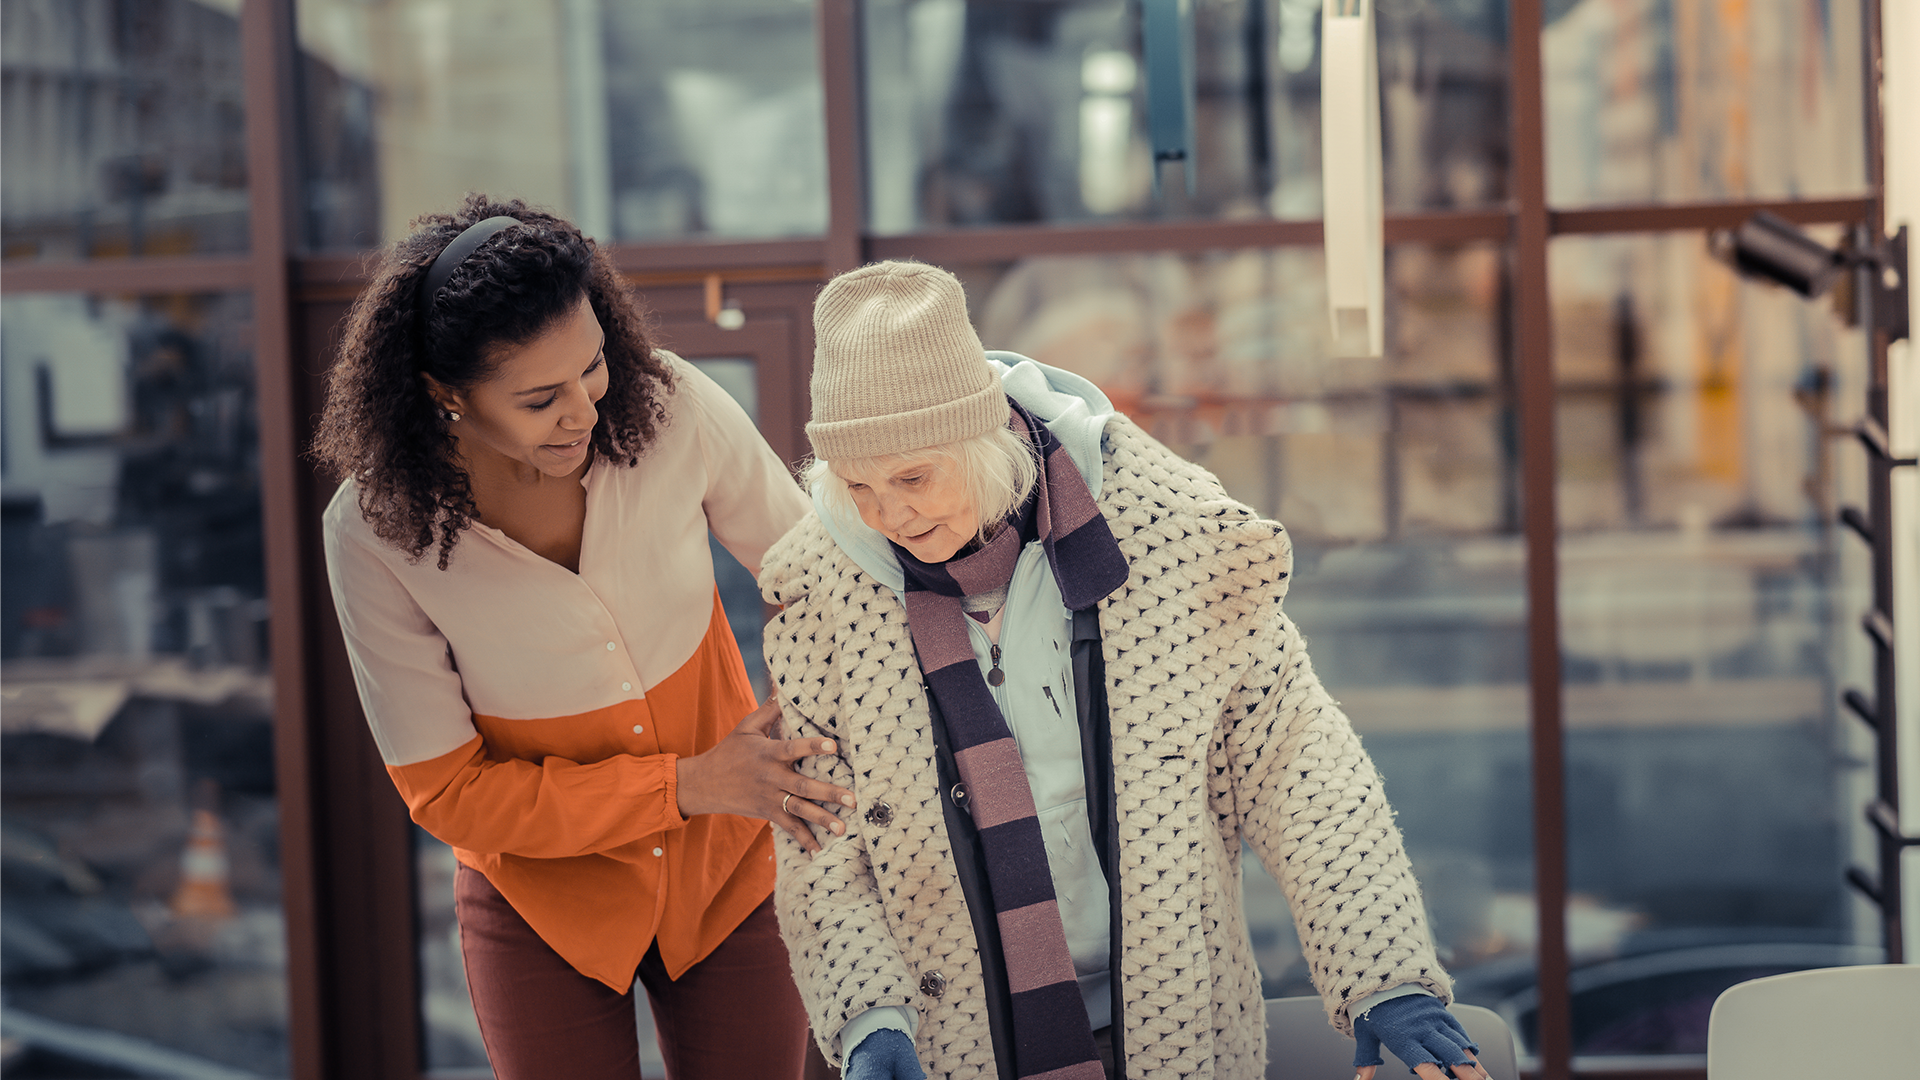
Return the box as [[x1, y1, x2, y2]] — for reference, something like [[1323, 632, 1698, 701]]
[[295, 0, 827, 251], [1542, 234, 1880, 1056], [1, 291, 288, 1076], [0, 0, 251, 263], [0, 0, 1891, 1071], [1543, 0, 1868, 207], [957, 242, 1533, 1016], [864, 0, 1510, 232]]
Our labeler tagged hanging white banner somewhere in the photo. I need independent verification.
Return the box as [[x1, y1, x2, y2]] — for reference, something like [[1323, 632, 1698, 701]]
[[1877, 0, 1919, 963], [1320, 0, 1383, 358]]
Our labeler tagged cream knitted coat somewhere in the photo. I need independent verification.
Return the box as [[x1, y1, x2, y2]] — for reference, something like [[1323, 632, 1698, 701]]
[[760, 416, 1452, 1080]]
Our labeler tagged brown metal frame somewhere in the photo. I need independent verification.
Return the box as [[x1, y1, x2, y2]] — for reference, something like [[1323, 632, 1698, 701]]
[[0, 254, 257, 294], [247, 1, 424, 1076], [237, 1, 328, 1076], [0, 1, 1892, 1077], [1842, 0, 1913, 967], [821, 0, 868, 274], [1548, 197, 1874, 236], [1505, 3, 1572, 1076]]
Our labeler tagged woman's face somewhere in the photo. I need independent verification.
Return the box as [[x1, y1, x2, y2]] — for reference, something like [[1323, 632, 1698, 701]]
[[833, 453, 979, 563], [431, 294, 608, 481]]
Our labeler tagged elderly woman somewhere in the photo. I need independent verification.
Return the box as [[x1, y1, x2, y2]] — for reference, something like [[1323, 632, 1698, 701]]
[[761, 262, 1488, 1080]]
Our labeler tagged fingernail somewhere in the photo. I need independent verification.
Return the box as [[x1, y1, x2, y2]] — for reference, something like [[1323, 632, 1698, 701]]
[[831, 821, 844, 835], [840, 794, 855, 807], [820, 739, 835, 753]]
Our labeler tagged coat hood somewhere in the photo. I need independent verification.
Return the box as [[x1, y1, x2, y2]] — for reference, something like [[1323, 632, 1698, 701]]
[[810, 353, 1115, 596]]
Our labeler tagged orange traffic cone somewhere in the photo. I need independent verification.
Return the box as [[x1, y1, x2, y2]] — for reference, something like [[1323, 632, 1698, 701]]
[[170, 803, 236, 920]]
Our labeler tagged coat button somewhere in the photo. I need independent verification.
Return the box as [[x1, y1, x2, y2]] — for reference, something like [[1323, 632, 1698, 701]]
[[865, 801, 893, 828], [950, 783, 968, 809], [919, 971, 946, 998]]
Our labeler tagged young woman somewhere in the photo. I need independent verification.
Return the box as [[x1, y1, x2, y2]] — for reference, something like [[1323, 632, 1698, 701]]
[[313, 195, 847, 1079], [761, 261, 1488, 1080]]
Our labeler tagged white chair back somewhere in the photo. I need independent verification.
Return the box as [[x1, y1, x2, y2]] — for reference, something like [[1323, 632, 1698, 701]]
[[1706, 964, 1920, 1079], [1264, 997, 1519, 1080]]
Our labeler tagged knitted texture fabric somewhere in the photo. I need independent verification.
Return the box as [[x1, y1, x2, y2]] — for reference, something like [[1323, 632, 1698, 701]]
[[761, 416, 1452, 1080], [807, 261, 1009, 461]]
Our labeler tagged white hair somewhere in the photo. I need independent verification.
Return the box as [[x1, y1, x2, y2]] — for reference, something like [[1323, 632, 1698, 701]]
[[806, 423, 1041, 543]]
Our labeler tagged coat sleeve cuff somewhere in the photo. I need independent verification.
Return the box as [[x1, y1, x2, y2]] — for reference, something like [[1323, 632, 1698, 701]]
[[661, 753, 688, 828]]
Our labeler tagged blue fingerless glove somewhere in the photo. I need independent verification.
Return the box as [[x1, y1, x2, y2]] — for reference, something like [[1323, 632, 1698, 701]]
[[845, 1028, 927, 1080], [1352, 994, 1480, 1073]]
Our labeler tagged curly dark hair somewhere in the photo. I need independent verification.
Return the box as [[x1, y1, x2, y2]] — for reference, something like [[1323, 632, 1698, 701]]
[[311, 194, 672, 569]]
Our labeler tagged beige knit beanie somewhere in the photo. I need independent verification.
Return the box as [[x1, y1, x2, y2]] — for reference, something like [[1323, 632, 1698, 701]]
[[807, 261, 1008, 461]]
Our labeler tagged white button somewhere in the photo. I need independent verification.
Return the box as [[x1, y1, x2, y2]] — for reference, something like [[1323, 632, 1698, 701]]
[[632, 725, 644, 734], [606, 641, 617, 651], [622, 682, 632, 692], [652, 847, 664, 857]]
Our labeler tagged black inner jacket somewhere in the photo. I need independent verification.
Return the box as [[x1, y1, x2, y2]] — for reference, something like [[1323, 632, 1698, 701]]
[[925, 606, 1126, 1080]]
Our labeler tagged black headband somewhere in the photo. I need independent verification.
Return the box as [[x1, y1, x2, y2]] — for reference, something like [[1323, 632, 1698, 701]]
[[417, 215, 521, 318]]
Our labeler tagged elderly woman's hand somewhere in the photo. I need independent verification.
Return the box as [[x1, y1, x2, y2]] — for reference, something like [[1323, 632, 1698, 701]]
[[844, 1029, 926, 1080], [1352, 995, 1489, 1080], [674, 696, 855, 853]]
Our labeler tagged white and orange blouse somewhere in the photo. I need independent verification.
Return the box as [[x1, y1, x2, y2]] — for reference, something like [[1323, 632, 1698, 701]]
[[321, 353, 810, 991]]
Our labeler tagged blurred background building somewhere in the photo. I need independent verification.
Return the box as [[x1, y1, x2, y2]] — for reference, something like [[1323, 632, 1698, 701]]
[[1, 1, 1910, 1078]]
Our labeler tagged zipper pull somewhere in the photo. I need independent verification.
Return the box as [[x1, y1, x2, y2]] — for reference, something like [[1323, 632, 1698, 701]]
[[1041, 684, 1061, 716], [987, 644, 1005, 686]]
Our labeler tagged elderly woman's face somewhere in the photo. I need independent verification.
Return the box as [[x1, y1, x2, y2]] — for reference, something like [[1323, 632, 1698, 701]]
[[833, 455, 978, 563]]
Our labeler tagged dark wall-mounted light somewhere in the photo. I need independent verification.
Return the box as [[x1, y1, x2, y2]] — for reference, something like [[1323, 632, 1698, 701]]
[[1709, 211, 1846, 298], [1709, 212, 1909, 343]]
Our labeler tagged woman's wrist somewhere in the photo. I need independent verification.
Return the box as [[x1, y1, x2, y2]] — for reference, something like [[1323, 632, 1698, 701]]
[[673, 752, 702, 818]]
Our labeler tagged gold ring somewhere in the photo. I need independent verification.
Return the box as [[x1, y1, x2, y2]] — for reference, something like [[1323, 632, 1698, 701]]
[[781, 793, 793, 815]]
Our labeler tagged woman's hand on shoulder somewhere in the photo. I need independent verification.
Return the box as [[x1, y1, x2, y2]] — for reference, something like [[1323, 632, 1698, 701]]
[[674, 696, 855, 854]]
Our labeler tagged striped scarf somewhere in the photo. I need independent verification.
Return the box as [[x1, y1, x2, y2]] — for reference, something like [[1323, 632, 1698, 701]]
[[890, 401, 1128, 1080]]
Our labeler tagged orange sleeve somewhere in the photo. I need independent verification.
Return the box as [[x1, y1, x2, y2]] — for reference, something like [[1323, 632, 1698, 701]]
[[388, 735, 689, 859]]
